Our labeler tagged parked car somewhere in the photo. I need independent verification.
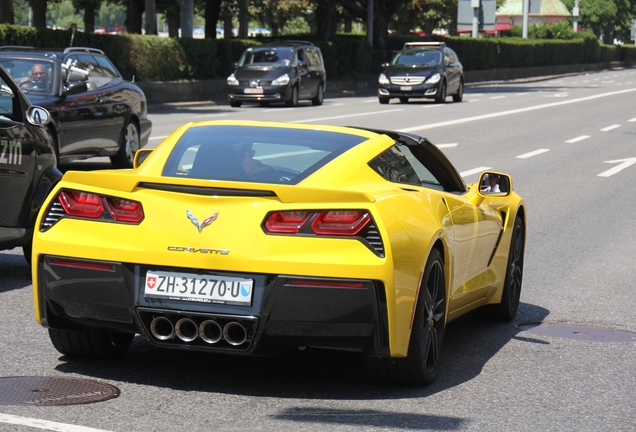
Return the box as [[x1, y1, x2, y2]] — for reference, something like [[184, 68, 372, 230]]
[[0, 46, 152, 168], [227, 41, 326, 107], [32, 120, 526, 386], [0, 63, 59, 263], [378, 41, 464, 104]]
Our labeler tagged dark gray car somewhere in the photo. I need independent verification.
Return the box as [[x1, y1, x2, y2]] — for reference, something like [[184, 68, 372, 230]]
[[227, 41, 326, 107], [378, 42, 464, 104]]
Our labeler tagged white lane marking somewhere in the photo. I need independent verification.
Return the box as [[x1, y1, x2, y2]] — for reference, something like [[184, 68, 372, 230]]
[[194, 113, 230, 118], [436, 143, 458, 148], [598, 158, 636, 177], [399, 87, 636, 132], [517, 149, 550, 159], [601, 124, 620, 131], [460, 166, 491, 177], [0, 413, 115, 432], [565, 135, 590, 143], [292, 108, 404, 123], [150, 135, 167, 141], [490, 96, 506, 100], [629, 117, 636, 122], [515, 92, 530, 96]]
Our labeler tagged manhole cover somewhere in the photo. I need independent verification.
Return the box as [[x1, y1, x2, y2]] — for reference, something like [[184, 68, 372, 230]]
[[519, 323, 636, 342], [0, 376, 120, 406]]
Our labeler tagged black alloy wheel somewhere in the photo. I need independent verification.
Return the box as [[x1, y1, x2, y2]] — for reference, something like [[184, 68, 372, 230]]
[[452, 79, 464, 102], [286, 85, 299, 107], [111, 120, 140, 169], [435, 81, 447, 103], [491, 215, 525, 320], [365, 248, 446, 385], [311, 84, 324, 106]]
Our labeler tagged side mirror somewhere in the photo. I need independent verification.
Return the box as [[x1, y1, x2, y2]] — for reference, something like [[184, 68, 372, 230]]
[[479, 171, 512, 196], [26, 105, 51, 126], [133, 148, 153, 168], [63, 81, 88, 95]]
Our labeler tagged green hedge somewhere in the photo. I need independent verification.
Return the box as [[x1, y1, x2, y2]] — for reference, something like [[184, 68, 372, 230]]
[[0, 24, 627, 83]]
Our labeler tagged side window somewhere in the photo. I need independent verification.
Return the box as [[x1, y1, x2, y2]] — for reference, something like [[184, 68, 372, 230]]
[[0, 75, 16, 122], [95, 56, 119, 78], [68, 54, 104, 77], [369, 145, 421, 187]]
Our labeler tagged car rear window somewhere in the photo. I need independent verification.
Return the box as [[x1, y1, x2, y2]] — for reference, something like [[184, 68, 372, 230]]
[[162, 125, 366, 185]]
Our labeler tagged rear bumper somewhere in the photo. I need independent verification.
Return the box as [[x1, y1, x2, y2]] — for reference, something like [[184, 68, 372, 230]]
[[36, 255, 390, 356]]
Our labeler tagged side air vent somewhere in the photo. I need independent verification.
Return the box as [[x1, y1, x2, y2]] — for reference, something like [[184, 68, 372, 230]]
[[40, 200, 65, 231], [361, 223, 385, 257]]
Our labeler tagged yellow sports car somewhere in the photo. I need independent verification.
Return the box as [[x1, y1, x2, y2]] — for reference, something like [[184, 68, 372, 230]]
[[32, 120, 525, 386]]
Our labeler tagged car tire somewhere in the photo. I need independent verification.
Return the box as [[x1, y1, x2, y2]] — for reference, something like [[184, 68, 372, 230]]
[[286, 85, 299, 107], [111, 120, 140, 169], [399, 97, 409, 104], [365, 248, 446, 385], [48, 327, 134, 359], [479, 215, 525, 321], [22, 243, 32, 266], [229, 101, 242, 108], [435, 81, 447, 104], [452, 79, 464, 102], [378, 97, 390, 104], [311, 84, 324, 106]]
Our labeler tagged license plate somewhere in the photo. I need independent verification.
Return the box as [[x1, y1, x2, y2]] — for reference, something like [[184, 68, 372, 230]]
[[144, 270, 253, 306], [244, 88, 263, 94], [400, 86, 412, 91]]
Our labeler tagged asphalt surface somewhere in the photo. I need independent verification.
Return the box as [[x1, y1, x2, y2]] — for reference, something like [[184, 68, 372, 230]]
[[1, 67, 635, 432]]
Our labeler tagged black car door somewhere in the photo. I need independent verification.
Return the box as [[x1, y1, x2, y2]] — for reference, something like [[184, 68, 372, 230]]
[[0, 73, 46, 229]]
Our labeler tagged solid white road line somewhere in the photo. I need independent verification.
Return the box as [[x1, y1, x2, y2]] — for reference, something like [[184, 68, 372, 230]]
[[398, 87, 636, 132], [436, 143, 458, 148], [460, 166, 491, 177], [0, 413, 115, 432], [293, 108, 404, 123], [516, 149, 550, 159], [565, 135, 590, 143]]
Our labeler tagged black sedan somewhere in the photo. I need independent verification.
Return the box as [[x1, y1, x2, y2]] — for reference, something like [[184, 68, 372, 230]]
[[0, 63, 59, 263], [0, 46, 152, 168], [377, 42, 464, 104]]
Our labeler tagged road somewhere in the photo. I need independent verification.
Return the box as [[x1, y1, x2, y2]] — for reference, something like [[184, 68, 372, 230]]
[[1, 68, 635, 432]]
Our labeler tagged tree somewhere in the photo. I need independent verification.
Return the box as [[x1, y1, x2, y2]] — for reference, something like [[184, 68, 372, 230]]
[[562, 0, 624, 42], [28, 0, 49, 28], [72, 0, 103, 33], [145, 0, 157, 35], [341, 0, 411, 50], [0, 0, 14, 24], [203, 0, 222, 39]]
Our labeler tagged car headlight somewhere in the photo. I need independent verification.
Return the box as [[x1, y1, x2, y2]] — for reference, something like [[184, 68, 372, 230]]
[[378, 73, 390, 85], [272, 74, 290, 86], [227, 74, 239, 86], [426, 73, 441, 84]]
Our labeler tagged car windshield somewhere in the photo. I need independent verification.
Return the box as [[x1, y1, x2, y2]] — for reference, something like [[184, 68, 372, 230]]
[[0, 59, 54, 93], [392, 50, 441, 66], [238, 48, 295, 67], [162, 125, 367, 185]]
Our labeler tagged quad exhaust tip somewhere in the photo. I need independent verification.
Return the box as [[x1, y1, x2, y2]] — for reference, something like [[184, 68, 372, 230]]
[[148, 315, 251, 347]]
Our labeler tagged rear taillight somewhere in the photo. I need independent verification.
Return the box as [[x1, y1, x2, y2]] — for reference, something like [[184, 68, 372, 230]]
[[59, 190, 104, 218], [51, 189, 144, 224], [105, 197, 144, 223], [264, 210, 370, 236], [311, 210, 370, 235]]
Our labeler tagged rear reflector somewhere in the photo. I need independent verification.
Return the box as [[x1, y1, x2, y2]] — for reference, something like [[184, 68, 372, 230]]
[[289, 279, 366, 289], [50, 258, 114, 272]]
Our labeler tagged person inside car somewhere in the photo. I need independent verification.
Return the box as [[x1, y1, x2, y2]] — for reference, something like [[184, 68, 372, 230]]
[[20, 63, 49, 90], [481, 174, 500, 193]]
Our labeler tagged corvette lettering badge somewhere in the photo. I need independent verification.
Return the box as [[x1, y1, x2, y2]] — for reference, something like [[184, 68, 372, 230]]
[[186, 210, 218, 233]]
